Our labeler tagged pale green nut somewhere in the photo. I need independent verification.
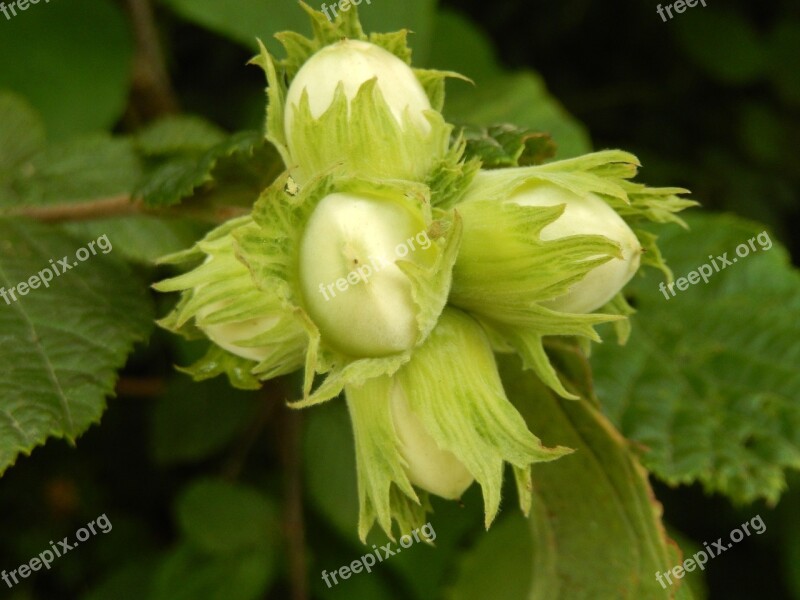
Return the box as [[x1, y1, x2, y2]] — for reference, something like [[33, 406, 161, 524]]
[[389, 380, 474, 500], [508, 183, 642, 314], [298, 190, 437, 357], [154, 217, 307, 380], [285, 39, 432, 137], [280, 39, 448, 183]]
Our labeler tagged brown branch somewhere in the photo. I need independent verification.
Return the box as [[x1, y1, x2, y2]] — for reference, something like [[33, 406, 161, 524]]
[[126, 0, 180, 119], [115, 376, 167, 397], [5, 196, 142, 223], [220, 390, 276, 482], [220, 381, 309, 600], [279, 403, 309, 600], [3, 195, 249, 224]]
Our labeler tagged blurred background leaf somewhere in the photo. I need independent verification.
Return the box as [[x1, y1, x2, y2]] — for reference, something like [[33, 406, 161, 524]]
[[0, 0, 132, 139]]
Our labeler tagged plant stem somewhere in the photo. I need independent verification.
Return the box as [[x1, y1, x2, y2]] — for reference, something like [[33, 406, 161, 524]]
[[279, 404, 309, 600], [5, 196, 141, 223], [125, 0, 180, 119], [115, 377, 167, 397], [3, 195, 249, 224], [221, 390, 275, 482]]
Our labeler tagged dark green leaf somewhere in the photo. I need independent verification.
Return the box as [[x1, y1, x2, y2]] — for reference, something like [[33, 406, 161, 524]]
[[175, 479, 279, 554], [429, 9, 590, 159], [674, 9, 765, 85], [160, 0, 310, 53], [303, 400, 360, 540], [592, 213, 800, 503], [428, 9, 497, 81], [60, 216, 210, 266], [135, 116, 227, 157], [448, 513, 533, 600], [0, 219, 153, 475], [765, 20, 800, 105], [151, 544, 273, 600], [444, 72, 591, 160], [82, 559, 156, 600], [150, 378, 260, 466], [8, 135, 143, 206], [135, 131, 283, 208], [0, 92, 45, 177]]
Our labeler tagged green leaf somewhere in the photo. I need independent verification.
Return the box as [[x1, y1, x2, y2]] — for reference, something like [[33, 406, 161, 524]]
[[455, 124, 557, 169], [448, 513, 534, 600], [674, 9, 765, 85], [160, 0, 310, 54], [499, 355, 692, 600], [0, 92, 45, 177], [0, 0, 133, 139], [60, 216, 210, 265], [162, 0, 437, 63], [135, 131, 283, 208], [175, 479, 279, 554], [150, 378, 260, 466], [5, 135, 143, 207], [445, 72, 590, 160], [592, 213, 800, 504], [151, 543, 273, 600], [134, 116, 227, 157], [82, 559, 156, 600], [783, 488, 800, 598], [428, 11, 590, 159], [765, 20, 800, 106], [358, 0, 437, 65], [428, 9, 497, 82], [0, 219, 153, 475]]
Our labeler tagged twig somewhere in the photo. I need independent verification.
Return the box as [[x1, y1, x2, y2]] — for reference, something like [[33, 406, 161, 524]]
[[3, 195, 250, 224], [220, 390, 276, 482], [279, 402, 309, 600], [126, 0, 180, 118], [115, 376, 167, 397], [4, 196, 142, 223]]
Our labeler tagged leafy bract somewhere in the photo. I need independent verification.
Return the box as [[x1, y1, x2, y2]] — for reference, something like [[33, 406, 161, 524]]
[[455, 124, 557, 169], [498, 354, 694, 600], [592, 213, 800, 504]]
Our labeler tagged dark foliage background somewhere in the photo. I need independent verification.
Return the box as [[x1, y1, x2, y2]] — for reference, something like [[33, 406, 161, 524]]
[[0, 1, 797, 599]]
